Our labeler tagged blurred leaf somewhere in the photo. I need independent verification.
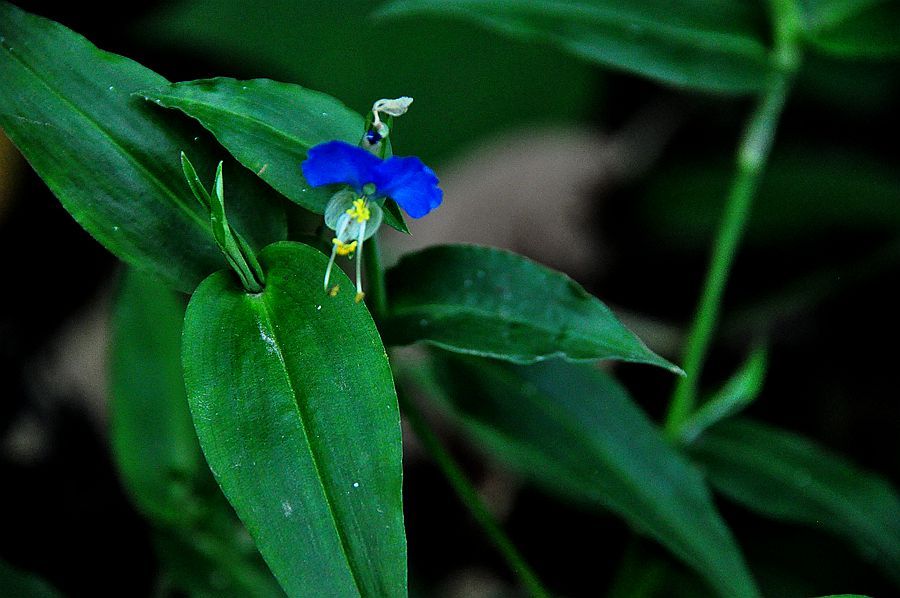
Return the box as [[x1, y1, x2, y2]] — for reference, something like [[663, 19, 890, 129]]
[[417, 355, 759, 597], [141, 78, 408, 233], [640, 147, 900, 249], [688, 418, 900, 585], [136, 0, 594, 164], [110, 268, 204, 525], [182, 241, 405, 597], [0, 2, 286, 292], [110, 268, 282, 597], [801, 0, 900, 58], [677, 347, 767, 444], [376, 0, 772, 94], [0, 561, 61, 598], [384, 244, 680, 372]]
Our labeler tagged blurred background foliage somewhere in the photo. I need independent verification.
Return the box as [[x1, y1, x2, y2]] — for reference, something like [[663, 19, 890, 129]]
[[1, 0, 898, 596]]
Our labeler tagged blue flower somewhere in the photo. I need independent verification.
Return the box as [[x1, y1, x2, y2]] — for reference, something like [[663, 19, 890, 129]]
[[302, 140, 442, 218], [301, 139, 443, 302]]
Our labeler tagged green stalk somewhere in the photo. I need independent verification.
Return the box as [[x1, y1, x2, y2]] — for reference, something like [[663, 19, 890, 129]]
[[398, 391, 552, 598], [663, 74, 791, 435], [363, 233, 389, 320], [664, 0, 801, 436]]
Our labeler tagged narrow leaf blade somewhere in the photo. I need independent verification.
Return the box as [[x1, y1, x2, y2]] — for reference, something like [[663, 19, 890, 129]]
[[376, 0, 772, 94], [688, 418, 900, 585], [140, 78, 408, 233], [0, 3, 286, 292], [384, 244, 679, 372], [182, 241, 406, 596], [409, 355, 759, 597]]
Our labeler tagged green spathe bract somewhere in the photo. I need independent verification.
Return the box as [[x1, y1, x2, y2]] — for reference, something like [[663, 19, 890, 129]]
[[0, 1, 286, 292], [182, 241, 406, 597], [384, 244, 680, 372]]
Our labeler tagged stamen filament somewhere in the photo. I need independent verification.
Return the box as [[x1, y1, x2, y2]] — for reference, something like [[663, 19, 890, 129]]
[[355, 220, 367, 302]]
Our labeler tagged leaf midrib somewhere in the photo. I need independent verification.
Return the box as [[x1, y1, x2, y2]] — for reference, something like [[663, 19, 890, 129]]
[[4, 46, 209, 232], [251, 293, 363, 596], [387, 301, 644, 359]]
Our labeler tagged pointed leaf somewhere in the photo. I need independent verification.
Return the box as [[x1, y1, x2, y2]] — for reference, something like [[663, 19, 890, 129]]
[[410, 355, 758, 597], [677, 347, 767, 444], [140, 78, 409, 233], [688, 418, 900, 586], [0, 3, 286, 292], [109, 268, 283, 597], [182, 241, 406, 597], [384, 245, 679, 372], [376, 0, 772, 94]]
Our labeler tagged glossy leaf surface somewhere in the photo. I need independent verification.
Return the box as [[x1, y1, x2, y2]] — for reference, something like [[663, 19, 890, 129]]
[[0, 2, 285, 292], [419, 355, 758, 597], [110, 268, 282, 597], [141, 78, 409, 232], [376, 0, 772, 93], [384, 245, 679, 372], [183, 242, 405, 597], [689, 418, 900, 585]]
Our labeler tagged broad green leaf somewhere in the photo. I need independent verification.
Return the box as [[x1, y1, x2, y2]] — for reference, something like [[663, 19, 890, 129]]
[[677, 347, 767, 444], [135, 0, 595, 166], [140, 78, 407, 233], [0, 2, 286, 292], [0, 561, 61, 598], [688, 418, 900, 585], [376, 0, 772, 94], [801, 0, 900, 58], [182, 241, 405, 597], [411, 355, 758, 597], [110, 268, 283, 597], [383, 244, 680, 372]]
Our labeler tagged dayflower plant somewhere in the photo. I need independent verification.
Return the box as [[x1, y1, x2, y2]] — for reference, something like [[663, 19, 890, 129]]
[[302, 99, 442, 301]]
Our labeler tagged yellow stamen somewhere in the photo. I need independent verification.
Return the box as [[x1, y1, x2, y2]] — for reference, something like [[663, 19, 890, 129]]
[[355, 291, 365, 303], [329, 285, 340, 297], [346, 198, 371, 223], [332, 238, 358, 256]]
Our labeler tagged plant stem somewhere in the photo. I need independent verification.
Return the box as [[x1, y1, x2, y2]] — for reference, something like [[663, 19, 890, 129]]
[[363, 233, 389, 320], [663, 73, 792, 436], [398, 391, 552, 598]]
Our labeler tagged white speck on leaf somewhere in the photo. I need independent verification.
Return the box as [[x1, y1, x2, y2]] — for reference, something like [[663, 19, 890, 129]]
[[353, 482, 359, 488], [281, 500, 293, 517]]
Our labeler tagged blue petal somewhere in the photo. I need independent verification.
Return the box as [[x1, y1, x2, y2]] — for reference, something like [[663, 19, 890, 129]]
[[375, 156, 442, 218], [301, 140, 381, 192]]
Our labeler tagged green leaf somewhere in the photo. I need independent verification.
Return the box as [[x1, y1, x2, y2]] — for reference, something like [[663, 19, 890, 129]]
[[110, 268, 282, 597], [110, 268, 204, 526], [413, 355, 758, 597], [0, 2, 286, 292], [677, 347, 767, 444], [182, 241, 406, 597], [688, 418, 900, 585], [140, 77, 409, 233], [0, 561, 61, 598], [375, 0, 772, 94], [135, 0, 595, 166], [801, 0, 900, 58], [383, 244, 680, 372]]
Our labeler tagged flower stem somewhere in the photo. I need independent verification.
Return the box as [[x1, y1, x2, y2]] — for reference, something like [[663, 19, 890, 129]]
[[398, 391, 552, 598], [363, 233, 389, 320], [663, 73, 793, 436]]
